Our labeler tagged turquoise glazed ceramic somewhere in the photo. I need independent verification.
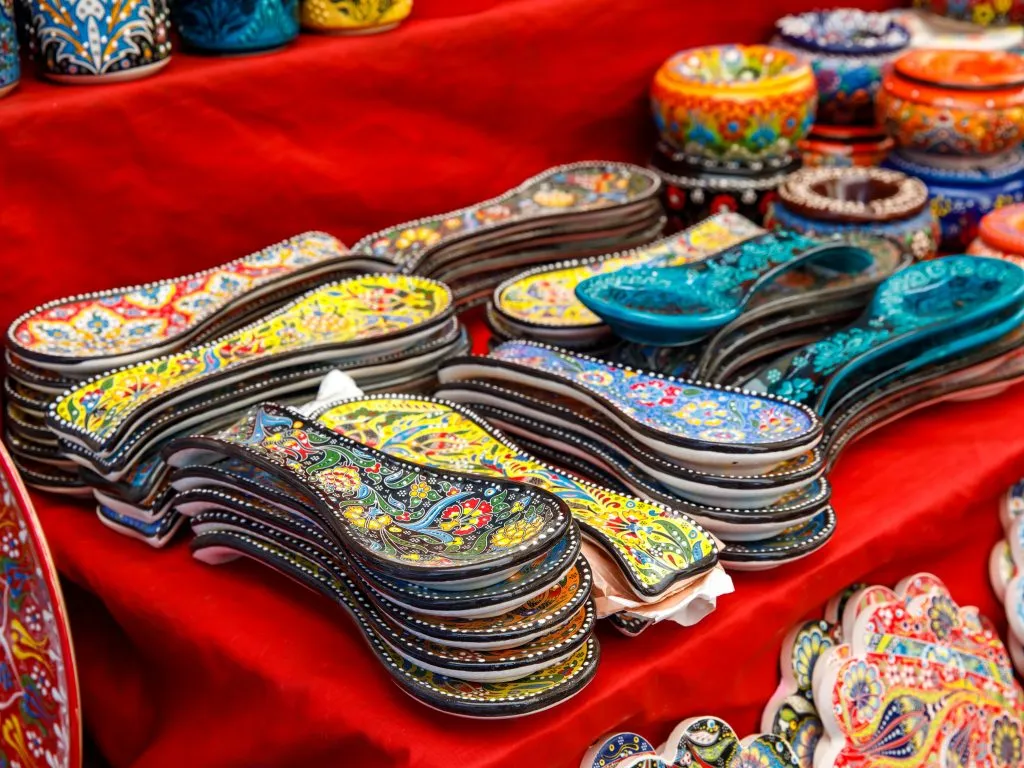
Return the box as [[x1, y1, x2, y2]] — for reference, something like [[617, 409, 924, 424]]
[[174, 0, 299, 53], [575, 230, 874, 345], [0, 0, 17, 97]]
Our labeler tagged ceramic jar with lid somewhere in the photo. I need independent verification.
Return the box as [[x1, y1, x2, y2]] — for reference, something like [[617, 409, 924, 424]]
[[969, 204, 1024, 264], [651, 44, 817, 162], [877, 49, 1024, 156], [29, 0, 171, 82], [912, 0, 1024, 27], [0, 0, 17, 97], [174, 0, 299, 53], [773, 9, 910, 126], [885, 148, 1024, 251], [301, 0, 411, 33], [800, 124, 893, 168], [766, 166, 940, 260]]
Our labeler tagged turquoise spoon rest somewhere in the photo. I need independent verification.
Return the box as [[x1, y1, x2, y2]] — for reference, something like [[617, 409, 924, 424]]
[[575, 231, 875, 346], [744, 256, 1024, 413]]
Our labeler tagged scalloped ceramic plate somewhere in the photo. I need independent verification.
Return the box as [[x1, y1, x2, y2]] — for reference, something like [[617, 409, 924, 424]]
[[437, 341, 823, 473]]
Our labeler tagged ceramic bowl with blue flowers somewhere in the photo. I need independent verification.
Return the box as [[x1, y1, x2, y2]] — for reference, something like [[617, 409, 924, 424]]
[[174, 0, 299, 54]]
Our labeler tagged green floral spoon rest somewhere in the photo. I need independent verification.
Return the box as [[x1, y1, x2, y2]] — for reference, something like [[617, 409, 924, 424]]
[[575, 230, 875, 346], [743, 256, 1024, 414], [164, 403, 571, 584]]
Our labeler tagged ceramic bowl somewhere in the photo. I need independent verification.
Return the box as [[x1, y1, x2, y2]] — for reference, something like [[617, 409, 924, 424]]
[[912, 0, 1024, 26], [885, 148, 1024, 251], [651, 44, 817, 161], [174, 0, 299, 53], [301, 0, 411, 33], [767, 166, 939, 261], [877, 49, 1024, 156], [774, 10, 910, 126], [979, 202, 1024, 258], [799, 124, 894, 168], [0, 0, 18, 98]]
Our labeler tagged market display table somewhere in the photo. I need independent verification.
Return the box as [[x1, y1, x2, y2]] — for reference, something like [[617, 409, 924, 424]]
[[7, 0, 1012, 766]]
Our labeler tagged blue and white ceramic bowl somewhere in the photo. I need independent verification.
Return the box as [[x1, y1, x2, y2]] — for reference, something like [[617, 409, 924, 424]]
[[0, 0, 17, 97], [174, 0, 299, 54], [884, 149, 1024, 252]]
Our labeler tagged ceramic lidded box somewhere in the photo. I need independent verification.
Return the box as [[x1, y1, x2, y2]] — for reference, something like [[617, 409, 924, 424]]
[[30, 0, 170, 82], [970, 202, 1024, 265], [174, 0, 299, 53], [301, 0, 410, 33], [913, 0, 1024, 26], [799, 125, 893, 169], [0, 0, 17, 97]]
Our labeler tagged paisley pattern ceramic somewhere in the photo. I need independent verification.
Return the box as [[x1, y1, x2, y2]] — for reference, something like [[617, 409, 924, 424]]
[[0, 445, 79, 767], [308, 395, 721, 600], [651, 45, 817, 161], [300, 0, 410, 33], [8, 232, 354, 369], [50, 274, 451, 449], [492, 213, 763, 332], [814, 573, 1024, 767], [30, 0, 171, 81], [352, 163, 661, 272], [174, 0, 299, 53], [0, 0, 17, 97], [664, 717, 799, 768]]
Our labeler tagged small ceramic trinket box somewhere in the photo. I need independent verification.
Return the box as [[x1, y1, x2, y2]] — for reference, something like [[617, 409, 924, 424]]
[[799, 125, 893, 169], [773, 10, 910, 127], [29, 0, 171, 82], [885, 149, 1024, 252], [174, 0, 299, 53], [877, 49, 1024, 156], [766, 166, 939, 261], [970, 203, 1024, 265], [0, 0, 17, 97], [301, 0, 410, 34]]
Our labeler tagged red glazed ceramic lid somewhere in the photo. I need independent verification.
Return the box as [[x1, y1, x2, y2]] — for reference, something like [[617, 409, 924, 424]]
[[0, 444, 80, 768], [981, 203, 1024, 257], [894, 49, 1024, 91]]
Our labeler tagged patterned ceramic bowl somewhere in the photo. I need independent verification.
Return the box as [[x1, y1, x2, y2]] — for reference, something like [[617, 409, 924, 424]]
[[979, 203, 1024, 257], [767, 166, 940, 260], [0, 0, 17, 97], [30, 0, 171, 82], [912, 0, 1024, 26], [774, 10, 910, 126], [799, 124, 894, 168], [301, 0, 411, 33], [174, 0, 299, 53], [885, 148, 1024, 251], [877, 49, 1024, 156], [651, 44, 818, 162]]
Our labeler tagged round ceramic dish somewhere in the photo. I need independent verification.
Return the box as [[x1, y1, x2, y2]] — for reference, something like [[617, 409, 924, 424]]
[[174, 0, 299, 53], [877, 49, 1024, 156], [767, 167, 939, 260], [651, 44, 817, 161], [773, 10, 910, 126], [884, 148, 1024, 251], [912, 0, 1024, 26], [651, 143, 800, 229], [979, 202, 1024, 255], [799, 125, 894, 168]]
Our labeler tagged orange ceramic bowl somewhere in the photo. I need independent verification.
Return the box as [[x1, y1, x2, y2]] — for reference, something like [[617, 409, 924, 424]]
[[651, 44, 818, 162], [979, 203, 1024, 256], [877, 49, 1024, 156]]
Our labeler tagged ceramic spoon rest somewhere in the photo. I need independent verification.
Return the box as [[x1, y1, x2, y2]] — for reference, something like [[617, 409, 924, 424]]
[[165, 402, 570, 584], [49, 274, 454, 456], [189, 529, 600, 716], [7, 232, 389, 374], [720, 507, 836, 570], [352, 162, 662, 273], [306, 395, 721, 601], [575, 230, 875, 345], [437, 341, 823, 473], [744, 256, 1024, 413], [97, 503, 184, 548]]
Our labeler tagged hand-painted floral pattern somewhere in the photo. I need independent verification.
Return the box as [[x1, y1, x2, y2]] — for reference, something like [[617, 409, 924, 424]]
[[174, 0, 298, 52], [352, 163, 659, 270], [487, 341, 817, 446], [0, 448, 77, 768], [311, 396, 719, 598], [52, 274, 450, 444], [494, 213, 764, 328], [0, 0, 17, 92], [667, 717, 799, 768], [10, 232, 348, 360], [301, 0, 411, 33]]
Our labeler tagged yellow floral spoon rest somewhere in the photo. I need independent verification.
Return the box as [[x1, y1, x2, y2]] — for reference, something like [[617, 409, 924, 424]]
[[305, 394, 721, 601], [49, 274, 453, 457]]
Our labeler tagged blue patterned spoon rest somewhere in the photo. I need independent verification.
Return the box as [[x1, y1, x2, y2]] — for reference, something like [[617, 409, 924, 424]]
[[437, 341, 823, 474], [574, 230, 875, 346], [163, 403, 571, 584], [743, 256, 1024, 414]]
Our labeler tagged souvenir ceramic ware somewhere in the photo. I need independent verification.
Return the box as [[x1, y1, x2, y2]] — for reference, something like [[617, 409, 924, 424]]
[[799, 125, 893, 169], [885, 149, 1024, 252], [576, 230, 876, 346], [96, 503, 183, 547], [1003, 519, 1024, 644], [912, 0, 1024, 26], [662, 717, 799, 768], [1002, 476, 1024, 531], [189, 529, 600, 716], [30, 0, 170, 82], [650, 144, 800, 229], [8, 232, 363, 374], [767, 167, 939, 261], [301, 0, 410, 33], [990, 539, 1017, 603], [0, 0, 17, 97], [650, 44, 817, 161], [877, 49, 1024, 157], [580, 732, 657, 768], [813, 573, 1024, 767], [773, 10, 910, 126], [438, 341, 823, 473], [174, 0, 298, 53], [719, 507, 835, 570], [490, 213, 765, 347], [746, 257, 1024, 414], [0, 444, 81, 766], [351, 162, 663, 274], [978, 202, 1024, 260], [48, 274, 453, 455], [306, 395, 722, 601]]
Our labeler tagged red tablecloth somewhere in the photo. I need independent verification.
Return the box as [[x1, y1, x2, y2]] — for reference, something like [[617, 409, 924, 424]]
[[8, 1, 1019, 767]]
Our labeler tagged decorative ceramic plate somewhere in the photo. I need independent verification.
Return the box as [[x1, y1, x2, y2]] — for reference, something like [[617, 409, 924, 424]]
[[580, 732, 658, 768], [96, 503, 184, 548], [663, 716, 799, 768], [720, 507, 836, 570], [0, 444, 80, 767], [437, 341, 823, 473]]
